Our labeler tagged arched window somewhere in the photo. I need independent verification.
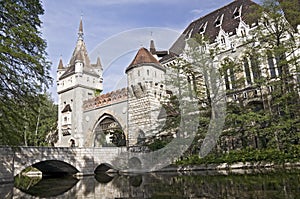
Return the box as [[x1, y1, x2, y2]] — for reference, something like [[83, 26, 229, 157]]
[[243, 57, 252, 85], [221, 58, 236, 90], [250, 55, 261, 81]]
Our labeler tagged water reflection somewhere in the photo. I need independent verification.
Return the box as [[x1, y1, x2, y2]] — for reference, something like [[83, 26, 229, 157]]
[[10, 169, 300, 198]]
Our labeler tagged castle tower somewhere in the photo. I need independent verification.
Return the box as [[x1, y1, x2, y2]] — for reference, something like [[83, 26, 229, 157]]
[[56, 18, 103, 147], [125, 47, 166, 146]]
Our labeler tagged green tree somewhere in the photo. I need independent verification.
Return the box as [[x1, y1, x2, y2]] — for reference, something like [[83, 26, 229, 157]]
[[0, 0, 52, 145], [247, 0, 300, 150]]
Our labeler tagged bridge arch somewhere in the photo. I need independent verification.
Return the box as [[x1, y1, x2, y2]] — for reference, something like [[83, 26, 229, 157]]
[[94, 163, 116, 174], [32, 160, 78, 176], [13, 148, 81, 177], [92, 112, 127, 147], [15, 158, 79, 177]]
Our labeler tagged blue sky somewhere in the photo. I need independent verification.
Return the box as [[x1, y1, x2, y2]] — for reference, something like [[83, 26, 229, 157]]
[[40, 0, 259, 102]]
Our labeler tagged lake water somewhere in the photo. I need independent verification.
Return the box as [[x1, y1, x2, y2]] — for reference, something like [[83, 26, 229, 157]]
[[2, 169, 300, 198]]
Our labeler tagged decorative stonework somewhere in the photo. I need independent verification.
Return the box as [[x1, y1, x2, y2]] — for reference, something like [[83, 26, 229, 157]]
[[83, 88, 128, 111]]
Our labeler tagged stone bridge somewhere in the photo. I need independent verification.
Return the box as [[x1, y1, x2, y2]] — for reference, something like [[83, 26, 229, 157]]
[[0, 146, 129, 183]]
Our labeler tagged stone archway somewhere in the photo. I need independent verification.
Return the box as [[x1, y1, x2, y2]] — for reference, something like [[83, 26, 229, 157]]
[[93, 114, 126, 147]]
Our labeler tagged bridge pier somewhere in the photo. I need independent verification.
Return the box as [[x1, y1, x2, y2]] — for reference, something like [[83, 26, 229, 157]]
[[0, 147, 14, 183]]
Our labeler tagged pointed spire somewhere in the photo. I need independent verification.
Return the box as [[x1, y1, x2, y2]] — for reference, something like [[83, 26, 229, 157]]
[[78, 16, 84, 40], [58, 57, 64, 70], [150, 39, 156, 54], [96, 57, 102, 68]]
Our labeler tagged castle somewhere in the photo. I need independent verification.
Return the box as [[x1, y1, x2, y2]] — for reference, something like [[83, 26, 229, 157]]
[[56, 0, 299, 148], [56, 18, 168, 147]]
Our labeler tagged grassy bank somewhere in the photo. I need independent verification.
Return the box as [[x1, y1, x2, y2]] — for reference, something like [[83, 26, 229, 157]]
[[176, 146, 300, 166]]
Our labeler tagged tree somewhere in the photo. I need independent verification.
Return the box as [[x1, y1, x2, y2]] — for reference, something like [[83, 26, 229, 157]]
[[0, 0, 52, 145], [247, 0, 300, 150]]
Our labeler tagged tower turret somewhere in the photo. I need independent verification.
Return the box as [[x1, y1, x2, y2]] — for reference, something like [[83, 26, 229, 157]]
[[56, 18, 103, 147], [126, 47, 166, 146], [75, 51, 84, 74], [57, 57, 65, 79]]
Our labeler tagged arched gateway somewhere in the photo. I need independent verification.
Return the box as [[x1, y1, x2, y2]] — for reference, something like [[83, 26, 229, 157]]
[[93, 114, 126, 147]]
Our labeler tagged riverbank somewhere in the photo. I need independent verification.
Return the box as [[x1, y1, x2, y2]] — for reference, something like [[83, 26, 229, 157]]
[[158, 147, 300, 173], [158, 161, 300, 174]]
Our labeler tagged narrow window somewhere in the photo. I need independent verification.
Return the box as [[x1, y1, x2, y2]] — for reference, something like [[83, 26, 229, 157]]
[[275, 56, 282, 76], [250, 56, 261, 81], [138, 70, 140, 76], [224, 71, 230, 90], [230, 68, 235, 89], [221, 35, 226, 44], [267, 53, 276, 78], [241, 28, 246, 37], [147, 69, 149, 76], [244, 58, 252, 85]]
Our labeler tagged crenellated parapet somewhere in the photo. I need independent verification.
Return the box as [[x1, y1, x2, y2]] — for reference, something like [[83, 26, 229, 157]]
[[83, 88, 128, 110]]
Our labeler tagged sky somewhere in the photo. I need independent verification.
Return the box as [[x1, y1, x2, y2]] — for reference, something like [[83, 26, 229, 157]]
[[40, 0, 260, 103]]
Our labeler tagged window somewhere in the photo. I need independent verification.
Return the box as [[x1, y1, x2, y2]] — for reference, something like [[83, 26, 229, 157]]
[[250, 56, 261, 81], [244, 58, 252, 85], [241, 28, 246, 37], [233, 8, 240, 18], [64, 117, 67, 122], [276, 54, 288, 77], [221, 35, 226, 44], [147, 69, 149, 76], [199, 22, 207, 34], [215, 14, 224, 27], [224, 71, 230, 90], [138, 70, 140, 76], [267, 53, 276, 78], [221, 58, 235, 90], [230, 68, 236, 89]]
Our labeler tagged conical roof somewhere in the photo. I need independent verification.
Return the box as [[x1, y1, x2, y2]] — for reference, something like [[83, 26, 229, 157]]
[[57, 58, 64, 70], [125, 47, 164, 73], [59, 18, 96, 80]]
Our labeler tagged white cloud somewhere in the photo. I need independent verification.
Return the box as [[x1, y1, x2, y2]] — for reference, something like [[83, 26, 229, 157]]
[[190, 9, 203, 15]]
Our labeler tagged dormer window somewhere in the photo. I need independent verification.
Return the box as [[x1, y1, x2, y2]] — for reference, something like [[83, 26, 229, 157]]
[[198, 22, 207, 34], [233, 6, 242, 19], [215, 14, 224, 27]]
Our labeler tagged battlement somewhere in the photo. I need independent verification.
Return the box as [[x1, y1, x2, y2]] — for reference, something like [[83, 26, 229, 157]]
[[83, 88, 128, 110]]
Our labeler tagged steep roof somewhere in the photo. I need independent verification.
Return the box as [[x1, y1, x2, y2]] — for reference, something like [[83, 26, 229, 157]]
[[162, 0, 259, 62], [125, 47, 165, 73], [59, 18, 101, 80], [57, 58, 64, 70]]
